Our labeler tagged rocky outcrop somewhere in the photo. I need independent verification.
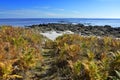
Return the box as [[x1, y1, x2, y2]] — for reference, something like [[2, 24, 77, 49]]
[[27, 23, 120, 38]]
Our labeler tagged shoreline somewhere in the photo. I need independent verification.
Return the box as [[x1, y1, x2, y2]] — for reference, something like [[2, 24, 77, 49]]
[[1, 18, 120, 27], [27, 23, 120, 38]]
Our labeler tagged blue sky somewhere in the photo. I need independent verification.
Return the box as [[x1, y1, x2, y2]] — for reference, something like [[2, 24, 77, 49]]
[[0, 0, 120, 18]]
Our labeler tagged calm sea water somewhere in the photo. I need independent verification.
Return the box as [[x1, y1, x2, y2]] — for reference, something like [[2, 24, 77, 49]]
[[0, 18, 120, 27]]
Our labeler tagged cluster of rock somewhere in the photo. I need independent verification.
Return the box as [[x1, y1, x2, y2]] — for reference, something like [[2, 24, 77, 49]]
[[27, 23, 120, 38]]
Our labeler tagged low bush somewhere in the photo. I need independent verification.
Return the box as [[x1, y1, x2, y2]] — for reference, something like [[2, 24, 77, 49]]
[[0, 26, 43, 79], [55, 34, 120, 80]]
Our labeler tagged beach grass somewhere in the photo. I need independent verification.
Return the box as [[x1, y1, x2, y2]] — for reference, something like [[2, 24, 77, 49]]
[[54, 34, 120, 80], [0, 26, 44, 79], [0, 26, 120, 80]]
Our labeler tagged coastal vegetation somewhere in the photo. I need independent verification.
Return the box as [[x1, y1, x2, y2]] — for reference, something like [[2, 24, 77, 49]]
[[0, 25, 120, 80], [0, 26, 44, 79], [54, 34, 120, 80]]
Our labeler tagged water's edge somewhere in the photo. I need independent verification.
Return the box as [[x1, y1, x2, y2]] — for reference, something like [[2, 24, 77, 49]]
[[1, 18, 120, 27]]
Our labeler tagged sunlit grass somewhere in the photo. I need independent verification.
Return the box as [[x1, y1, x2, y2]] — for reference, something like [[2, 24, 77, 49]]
[[0, 26, 44, 79], [55, 34, 120, 80], [0, 26, 120, 80]]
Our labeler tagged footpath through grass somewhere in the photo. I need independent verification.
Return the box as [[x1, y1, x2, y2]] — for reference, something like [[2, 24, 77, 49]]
[[0, 26, 120, 80]]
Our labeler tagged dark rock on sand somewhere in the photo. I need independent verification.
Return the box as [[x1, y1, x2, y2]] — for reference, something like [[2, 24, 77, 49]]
[[27, 23, 120, 38]]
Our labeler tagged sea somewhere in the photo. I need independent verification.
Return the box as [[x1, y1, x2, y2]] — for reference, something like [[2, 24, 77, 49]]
[[0, 18, 120, 27]]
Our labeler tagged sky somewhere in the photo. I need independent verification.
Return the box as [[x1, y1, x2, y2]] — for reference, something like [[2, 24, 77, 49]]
[[0, 0, 120, 18]]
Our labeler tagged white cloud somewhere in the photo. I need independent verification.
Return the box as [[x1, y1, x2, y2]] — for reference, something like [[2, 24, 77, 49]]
[[72, 11, 81, 14], [0, 9, 64, 18], [34, 6, 65, 11], [45, 13, 60, 16], [0, 9, 42, 15], [2, 7, 120, 18], [53, 8, 65, 11], [34, 6, 50, 9]]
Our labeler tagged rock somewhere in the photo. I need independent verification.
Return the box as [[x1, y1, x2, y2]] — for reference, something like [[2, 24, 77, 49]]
[[27, 23, 120, 38]]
